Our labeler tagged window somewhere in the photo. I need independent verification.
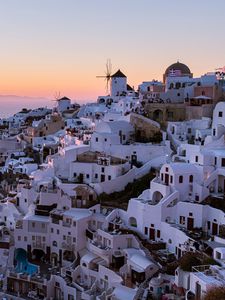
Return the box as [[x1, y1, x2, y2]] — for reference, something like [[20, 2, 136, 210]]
[[32, 222, 35, 228], [73, 221, 76, 226], [179, 176, 183, 183], [43, 236, 45, 241], [86, 174, 90, 179], [104, 138, 107, 142], [161, 173, 163, 181], [180, 216, 185, 225], [63, 235, 66, 240], [207, 221, 210, 230], [195, 156, 198, 163], [57, 229, 60, 234], [222, 158, 225, 167], [219, 111, 223, 118], [170, 176, 173, 184], [96, 137, 98, 142], [215, 157, 217, 165], [189, 212, 193, 216], [157, 230, 160, 238], [18, 236, 21, 241], [95, 173, 98, 179], [101, 167, 105, 173], [151, 224, 154, 228], [51, 228, 54, 233], [74, 173, 77, 177], [213, 128, 216, 136], [189, 175, 193, 183], [24, 236, 27, 241], [188, 128, 191, 134], [42, 223, 45, 228], [108, 175, 111, 180], [73, 237, 76, 243], [145, 227, 148, 235], [32, 236, 35, 241], [165, 167, 169, 172]]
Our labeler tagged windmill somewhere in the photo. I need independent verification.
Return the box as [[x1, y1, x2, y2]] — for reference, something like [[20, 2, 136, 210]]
[[96, 59, 112, 94]]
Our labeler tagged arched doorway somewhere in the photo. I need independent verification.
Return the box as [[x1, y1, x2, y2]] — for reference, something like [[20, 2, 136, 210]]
[[152, 191, 163, 204], [129, 217, 137, 228]]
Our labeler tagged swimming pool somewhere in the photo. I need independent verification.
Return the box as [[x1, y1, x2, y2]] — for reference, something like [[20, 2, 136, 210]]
[[15, 248, 38, 275]]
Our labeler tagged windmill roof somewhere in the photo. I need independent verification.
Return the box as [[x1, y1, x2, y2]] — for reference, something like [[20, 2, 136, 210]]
[[111, 69, 127, 78], [58, 96, 71, 101]]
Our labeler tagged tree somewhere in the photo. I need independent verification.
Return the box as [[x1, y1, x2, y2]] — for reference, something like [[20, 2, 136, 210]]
[[178, 252, 201, 272], [204, 286, 225, 300]]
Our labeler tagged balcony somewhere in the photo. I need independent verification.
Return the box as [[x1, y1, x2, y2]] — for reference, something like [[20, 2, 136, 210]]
[[62, 221, 71, 228], [87, 240, 110, 256]]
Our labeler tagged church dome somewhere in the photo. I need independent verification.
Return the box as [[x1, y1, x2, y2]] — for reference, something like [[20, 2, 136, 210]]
[[163, 61, 192, 82]]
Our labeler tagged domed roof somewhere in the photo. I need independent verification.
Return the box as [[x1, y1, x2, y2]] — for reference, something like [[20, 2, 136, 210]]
[[165, 61, 191, 76]]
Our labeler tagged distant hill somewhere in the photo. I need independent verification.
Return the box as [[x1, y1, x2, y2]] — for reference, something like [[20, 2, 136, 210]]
[[0, 95, 53, 118]]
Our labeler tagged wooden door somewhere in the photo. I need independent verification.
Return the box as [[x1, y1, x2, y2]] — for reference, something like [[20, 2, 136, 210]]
[[187, 217, 194, 230], [212, 222, 218, 235], [149, 228, 155, 241]]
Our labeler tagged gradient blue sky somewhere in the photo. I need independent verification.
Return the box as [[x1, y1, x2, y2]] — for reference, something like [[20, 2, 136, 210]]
[[0, 0, 225, 101]]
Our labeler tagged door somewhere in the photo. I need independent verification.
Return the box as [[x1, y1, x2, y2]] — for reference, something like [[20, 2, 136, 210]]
[[212, 222, 218, 235], [165, 173, 169, 186], [187, 217, 194, 230], [149, 228, 155, 241]]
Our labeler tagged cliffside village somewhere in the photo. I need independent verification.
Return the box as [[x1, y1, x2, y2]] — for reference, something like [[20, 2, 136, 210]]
[[0, 63, 225, 299]]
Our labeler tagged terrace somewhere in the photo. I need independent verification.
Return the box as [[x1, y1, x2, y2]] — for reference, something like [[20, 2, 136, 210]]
[[76, 151, 127, 165]]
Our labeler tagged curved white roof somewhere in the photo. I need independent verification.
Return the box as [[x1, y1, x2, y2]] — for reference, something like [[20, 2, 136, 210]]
[[164, 163, 199, 174], [95, 121, 133, 134]]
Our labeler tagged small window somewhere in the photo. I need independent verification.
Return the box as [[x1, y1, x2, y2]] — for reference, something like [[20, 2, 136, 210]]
[[222, 158, 225, 167], [74, 173, 77, 177], [32, 222, 35, 228], [73, 237, 76, 243], [170, 176, 173, 184], [195, 156, 198, 163], [73, 221, 76, 226], [179, 176, 183, 183], [18, 236, 21, 241], [86, 174, 90, 179], [101, 167, 105, 173], [144, 227, 148, 235], [180, 216, 185, 225], [95, 173, 98, 179], [96, 137, 98, 142], [165, 167, 168, 172], [24, 236, 27, 241], [32, 236, 35, 241], [108, 175, 111, 180], [157, 230, 160, 238], [57, 229, 60, 234], [104, 138, 107, 142], [189, 175, 193, 183], [215, 157, 217, 165], [219, 111, 223, 118], [189, 212, 193, 216], [51, 228, 54, 233]]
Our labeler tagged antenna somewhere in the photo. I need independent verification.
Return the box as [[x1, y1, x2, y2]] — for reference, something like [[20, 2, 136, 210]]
[[96, 59, 112, 94]]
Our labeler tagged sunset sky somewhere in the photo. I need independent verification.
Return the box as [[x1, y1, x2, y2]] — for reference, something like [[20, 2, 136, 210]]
[[1, 0, 225, 103]]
